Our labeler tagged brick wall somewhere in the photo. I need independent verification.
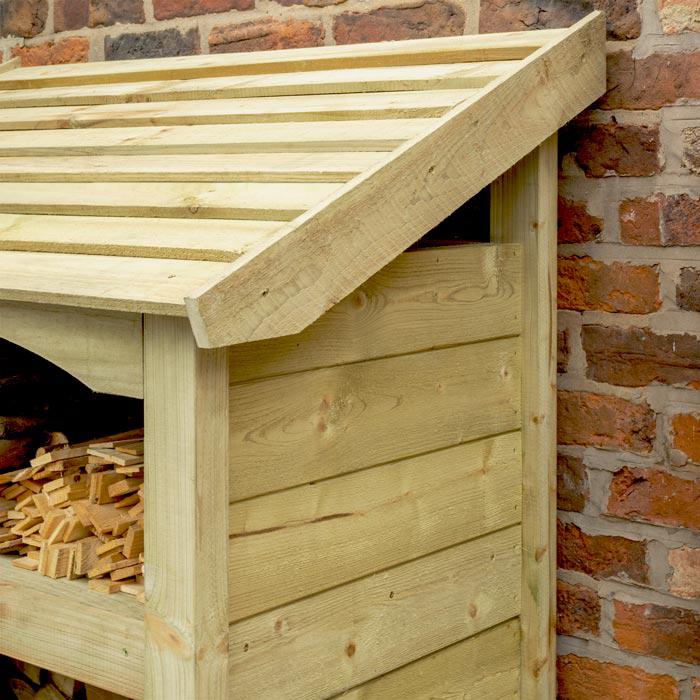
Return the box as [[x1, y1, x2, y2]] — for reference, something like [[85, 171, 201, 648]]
[[0, 0, 479, 64], [482, 0, 700, 697], [0, 0, 699, 697]]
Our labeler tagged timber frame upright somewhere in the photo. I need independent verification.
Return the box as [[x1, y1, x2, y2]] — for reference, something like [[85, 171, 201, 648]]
[[0, 16, 604, 700]]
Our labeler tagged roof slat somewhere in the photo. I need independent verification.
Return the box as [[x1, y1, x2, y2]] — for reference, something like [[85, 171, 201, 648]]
[[0, 90, 472, 131], [0, 251, 227, 314], [0, 119, 436, 156], [0, 214, 281, 262], [0, 153, 386, 183], [0, 63, 511, 109], [0, 182, 341, 221], [0, 30, 567, 89]]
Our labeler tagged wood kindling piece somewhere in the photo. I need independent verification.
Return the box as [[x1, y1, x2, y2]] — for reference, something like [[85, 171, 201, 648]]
[[0, 430, 146, 597]]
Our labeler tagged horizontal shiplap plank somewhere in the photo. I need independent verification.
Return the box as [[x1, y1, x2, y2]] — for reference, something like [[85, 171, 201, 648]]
[[0, 30, 565, 88], [229, 337, 521, 500], [0, 251, 228, 313], [0, 63, 513, 109], [229, 244, 521, 382], [228, 526, 521, 699], [0, 153, 386, 183], [0, 120, 434, 156], [0, 90, 473, 130], [228, 432, 521, 621], [336, 619, 520, 699], [0, 556, 144, 698], [0, 182, 339, 221], [0, 214, 281, 261]]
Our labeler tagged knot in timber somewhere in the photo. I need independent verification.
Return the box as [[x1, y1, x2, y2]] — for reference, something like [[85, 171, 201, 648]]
[[145, 612, 194, 659]]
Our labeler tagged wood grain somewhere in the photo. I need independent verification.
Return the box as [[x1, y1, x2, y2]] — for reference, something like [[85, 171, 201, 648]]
[[229, 336, 521, 500], [228, 526, 521, 699]]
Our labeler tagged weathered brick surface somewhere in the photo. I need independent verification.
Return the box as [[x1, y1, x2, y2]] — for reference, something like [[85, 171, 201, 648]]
[[677, 268, 700, 311], [659, 0, 700, 33], [558, 329, 570, 374], [600, 50, 700, 110], [558, 196, 602, 243], [89, 0, 145, 27], [54, 0, 89, 32], [557, 580, 600, 637], [557, 520, 649, 583], [693, 678, 700, 700], [557, 655, 679, 700], [668, 546, 700, 599], [557, 453, 588, 512], [663, 194, 700, 245], [333, 1, 465, 43], [479, 0, 640, 39], [684, 127, 700, 173], [672, 413, 700, 463], [558, 390, 655, 453], [0, 0, 47, 38], [614, 600, 700, 665], [619, 197, 661, 245], [209, 18, 323, 52], [154, 0, 253, 20], [582, 325, 700, 387], [11, 35, 89, 65], [0, 437, 33, 470], [561, 121, 662, 177], [558, 257, 660, 314], [105, 27, 200, 59], [608, 467, 700, 529]]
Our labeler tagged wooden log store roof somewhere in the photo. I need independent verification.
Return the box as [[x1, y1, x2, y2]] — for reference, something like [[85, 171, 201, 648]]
[[0, 13, 604, 348]]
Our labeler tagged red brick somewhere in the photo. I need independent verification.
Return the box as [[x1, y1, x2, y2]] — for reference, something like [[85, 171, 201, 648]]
[[54, 0, 88, 32], [582, 325, 700, 387], [558, 390, 655, 453], [608, 466, 700, 529], [619, 197, 661, 245], [89, 0, 145, 26], [557, 520, 649, 583], [677, 268, 700, 311], [557, 453, 588, 512], [479, 0, 640, 39], [614, 600, 700, 665], [333, 0, 464, 44], [668, 546, 700, 599], [601, 50, 700, 110], [558, 256, 660, 314], [0, 437, 33, 470], [557, 580, 600, 636], [557, 329, 570, 374], [0, 415, 42, 438], [684, 127, 700, 173], [11, 36, 90, 66], [557, 655, 679, 700], [105, 27, 199, 59], [693, 678, 700, 700], [558, 196, 602, 243], [663, 194, 700, 245], [672, 413, 700, 463], [561, 121, 662, 177], [154, 0, 252, 20], [659, 0, 700, 33], [0, 0, 47, 38], [209, 18, 323, 52]]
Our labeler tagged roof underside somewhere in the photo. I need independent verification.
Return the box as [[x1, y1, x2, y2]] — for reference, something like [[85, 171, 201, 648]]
[[0, 14, 605, 348]]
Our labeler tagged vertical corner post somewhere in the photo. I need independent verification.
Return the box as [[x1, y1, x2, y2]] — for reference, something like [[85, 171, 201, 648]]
[[491, 134, 557, 699], [143, 315, 229, 699]]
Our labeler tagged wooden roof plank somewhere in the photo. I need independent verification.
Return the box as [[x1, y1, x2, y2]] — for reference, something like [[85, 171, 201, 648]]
[[0, 90, 474, 131], [0, 214, 283, 262], [0, 251, 228, 314], [0, 153, 386, 183], [0, 30, 567, 89], [0, 63, 513, 109], [0, 182, 341, 221], [185, 13, 606, 347], [0, 119, 436, 156]]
